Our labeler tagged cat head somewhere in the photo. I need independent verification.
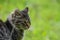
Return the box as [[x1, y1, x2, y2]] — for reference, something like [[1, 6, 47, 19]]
[[8, 7, 31, 30]]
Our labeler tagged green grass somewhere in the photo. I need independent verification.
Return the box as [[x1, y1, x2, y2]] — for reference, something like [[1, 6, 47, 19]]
[[0, 0, 60, 40]]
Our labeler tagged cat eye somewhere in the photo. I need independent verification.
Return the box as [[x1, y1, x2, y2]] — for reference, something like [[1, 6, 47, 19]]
[[16, 13, 21, 16]]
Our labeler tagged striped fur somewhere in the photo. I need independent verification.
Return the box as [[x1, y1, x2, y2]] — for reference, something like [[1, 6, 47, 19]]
[[6, 7, 31, 40]]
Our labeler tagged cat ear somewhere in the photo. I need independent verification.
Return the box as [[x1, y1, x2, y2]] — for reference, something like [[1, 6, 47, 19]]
[[22, 7, 28, 13], [14, 8, 20, 14]]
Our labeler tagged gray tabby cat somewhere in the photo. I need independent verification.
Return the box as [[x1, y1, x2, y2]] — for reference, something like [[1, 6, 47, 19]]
[[0, 7, 31, 40]]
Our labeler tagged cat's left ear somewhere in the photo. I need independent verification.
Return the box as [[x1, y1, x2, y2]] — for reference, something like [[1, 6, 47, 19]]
[[23, 7, 28, 13], [14, 9, 20, 14]]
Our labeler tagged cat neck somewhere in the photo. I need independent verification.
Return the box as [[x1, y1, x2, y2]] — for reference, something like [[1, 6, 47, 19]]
[[5, 19, 13, 32], [5, 20, 24, 40], [5, 19, 24, 32]]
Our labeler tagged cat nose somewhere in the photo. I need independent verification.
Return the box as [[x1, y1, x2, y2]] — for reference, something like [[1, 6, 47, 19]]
[[26, 20, 31, 25]]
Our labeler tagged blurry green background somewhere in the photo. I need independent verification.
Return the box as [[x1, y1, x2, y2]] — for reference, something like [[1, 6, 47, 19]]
[[0, 0, 60, 40]]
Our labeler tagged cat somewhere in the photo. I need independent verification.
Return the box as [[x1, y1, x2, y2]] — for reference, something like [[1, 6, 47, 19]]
[[0, 20, 10, 40], [0, 7, 31, 40], [6, 7, 31, 40]]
